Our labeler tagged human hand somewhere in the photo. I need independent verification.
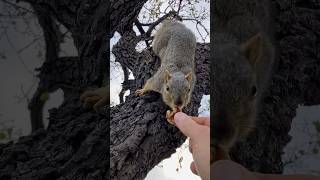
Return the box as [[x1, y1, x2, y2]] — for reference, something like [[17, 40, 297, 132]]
[[211, 160, 258, 180], [174, 112, 210, 180]]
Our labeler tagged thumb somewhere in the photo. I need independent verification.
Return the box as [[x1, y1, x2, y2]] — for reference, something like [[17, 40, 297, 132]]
[[174, 112, 201, 138]]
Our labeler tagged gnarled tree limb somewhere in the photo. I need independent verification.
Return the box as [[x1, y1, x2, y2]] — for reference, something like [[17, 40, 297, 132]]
[[110, 42, 210, 179]]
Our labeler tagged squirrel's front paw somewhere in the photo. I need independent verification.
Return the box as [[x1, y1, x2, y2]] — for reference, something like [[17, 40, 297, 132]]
[[166, 110, 175, 125], [80, 87, 108, 112], [135, 89, 147, 96], [166, 108, 180, 125]]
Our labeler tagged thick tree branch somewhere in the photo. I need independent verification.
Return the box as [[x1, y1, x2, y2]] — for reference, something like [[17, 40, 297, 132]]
[[110, 43, 210, 180], [134, 19, 150, 47], [0, 0, 109, 179], [118, 63, 129, 103], [112, 30, 141, 77], [111, 0, 148, 36], [27, 3, 61, 132]]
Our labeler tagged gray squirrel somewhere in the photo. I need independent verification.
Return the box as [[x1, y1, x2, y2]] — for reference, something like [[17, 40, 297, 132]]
[[135, 20, 197, 124], [211, 0, 275, 162], [80, 20, 197, 121]]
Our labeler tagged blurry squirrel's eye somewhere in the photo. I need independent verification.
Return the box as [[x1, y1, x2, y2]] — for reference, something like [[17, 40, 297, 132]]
[[251, 86, 257, 97], [187, 88, 191, 92], [166, 86, 170, 91]]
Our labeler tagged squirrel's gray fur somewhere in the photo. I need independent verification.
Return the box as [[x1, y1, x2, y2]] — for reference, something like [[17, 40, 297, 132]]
[[136, 20, 197, 111]]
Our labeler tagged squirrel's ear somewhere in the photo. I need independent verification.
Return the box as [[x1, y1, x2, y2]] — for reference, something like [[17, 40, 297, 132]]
[[185, 72, 192, 82], [165, 70, 171, 83], [240, 33, 262, 66]]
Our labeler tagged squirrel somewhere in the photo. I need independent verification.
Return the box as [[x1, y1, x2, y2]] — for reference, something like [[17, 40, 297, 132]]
[[135, 20, 197, 124], [211, 0, 275, 162], [80, 72, 108, 113], [80, 85, 108, 112]]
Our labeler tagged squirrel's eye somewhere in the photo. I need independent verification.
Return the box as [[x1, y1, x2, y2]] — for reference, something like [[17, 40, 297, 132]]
[[188, 88, 191, 92], [251, 86, 257, 97], [166, 86, 170, 91]]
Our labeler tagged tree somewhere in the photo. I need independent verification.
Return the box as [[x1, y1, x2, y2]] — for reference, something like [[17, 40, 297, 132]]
[[0, 0, 319, 180], [0, 0, 110, 179], [110, 1, 210, 179], [0, 0, 209, 179]]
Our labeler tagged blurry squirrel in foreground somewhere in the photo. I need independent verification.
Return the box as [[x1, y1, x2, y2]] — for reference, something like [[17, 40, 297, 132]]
[[135, 20, 197, 124], [80, 83, 108, 113], [211, 0, 275, 162]]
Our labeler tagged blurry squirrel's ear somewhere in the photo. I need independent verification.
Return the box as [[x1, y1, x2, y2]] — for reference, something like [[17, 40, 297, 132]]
[[165, 70, 171, 83], [240, 33, 262, 66], [185, 72, 192, 82]]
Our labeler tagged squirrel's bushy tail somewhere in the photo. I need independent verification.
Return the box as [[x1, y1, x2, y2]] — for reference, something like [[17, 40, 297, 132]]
[[152, 19, 177, 58]]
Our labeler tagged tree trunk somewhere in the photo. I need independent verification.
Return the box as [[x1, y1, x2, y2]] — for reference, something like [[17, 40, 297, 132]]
[[0, 0, 111, 179], [232, 0, 320, 173], [0, 0, 209, 179]]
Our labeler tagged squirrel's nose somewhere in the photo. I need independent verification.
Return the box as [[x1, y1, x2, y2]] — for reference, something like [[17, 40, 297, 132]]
[[175, 98, 183, 106]]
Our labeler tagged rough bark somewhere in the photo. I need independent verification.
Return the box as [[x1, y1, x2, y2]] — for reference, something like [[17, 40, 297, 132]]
[[0, 0, 110, 179], [231, 0, 320, 173], [110, 0, 148, 35], [110, 29, 210, 179], [28, 3, 62, 132]]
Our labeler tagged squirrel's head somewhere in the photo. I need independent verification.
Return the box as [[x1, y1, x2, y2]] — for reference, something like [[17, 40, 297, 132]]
[[162, 70, 193, 111], [212, 33, 264, 143]]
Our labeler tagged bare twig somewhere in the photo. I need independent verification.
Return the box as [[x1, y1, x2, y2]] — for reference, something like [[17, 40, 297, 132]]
[[195, 23, 205, 42], [119, 63, 129, 103], [137, 22, 153, 26], [14, 80, 37, 104], [145, 11, 177, 37], [4, 30, 36, 76], [177, 0, 183, 14], [183, 18, 209, 41], [17, 36, 42, 53], [135, 19, 150, 47], [163, 0, 175, 14]]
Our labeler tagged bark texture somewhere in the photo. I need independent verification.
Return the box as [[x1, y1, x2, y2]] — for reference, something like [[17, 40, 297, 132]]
[[110, 29, 210, 179], [231, 0, 320, 173], [0, 0, 110, 179]]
